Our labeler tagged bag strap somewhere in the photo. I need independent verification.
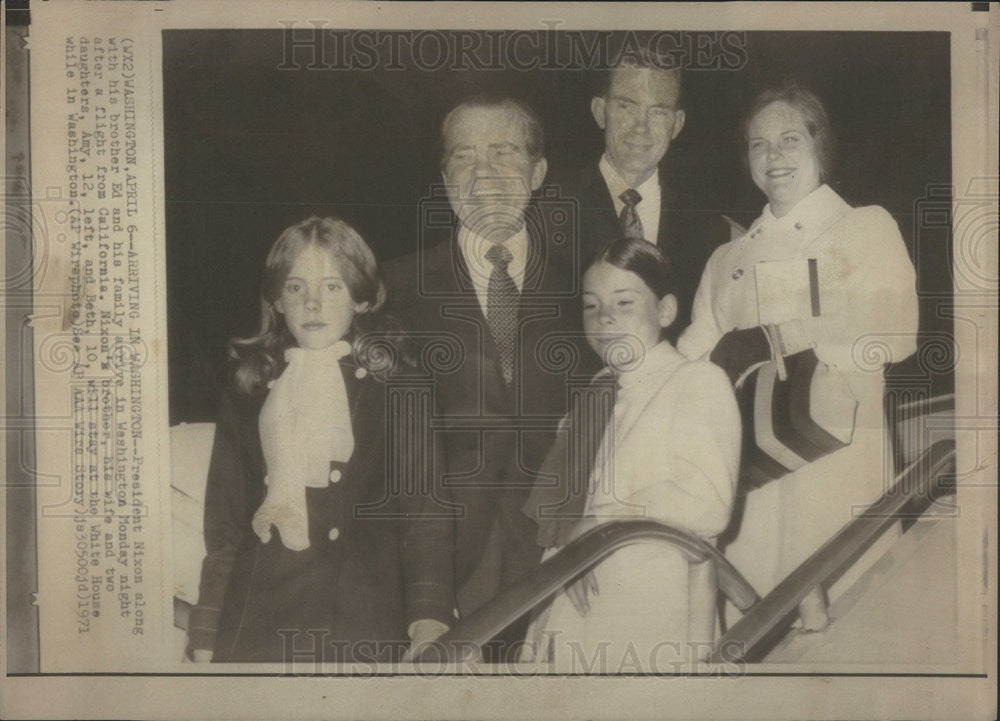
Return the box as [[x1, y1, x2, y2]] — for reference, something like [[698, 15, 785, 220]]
[[762, 323, 788, 381]]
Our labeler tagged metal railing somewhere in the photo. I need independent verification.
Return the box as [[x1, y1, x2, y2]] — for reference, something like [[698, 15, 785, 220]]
[[416, 439, 955, 664], [172, 522, 757, 643], [708, 438, 955, 663], [174, 440, 956, 668], [415, 519, 759, 663]]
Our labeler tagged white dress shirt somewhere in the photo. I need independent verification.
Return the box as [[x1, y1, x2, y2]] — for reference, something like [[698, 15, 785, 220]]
[[599, 154, 662, 244], [457, 224, 528, 317]]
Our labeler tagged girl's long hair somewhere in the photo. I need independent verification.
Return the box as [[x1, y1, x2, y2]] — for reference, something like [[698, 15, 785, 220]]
[[230, 216, 389, 394]]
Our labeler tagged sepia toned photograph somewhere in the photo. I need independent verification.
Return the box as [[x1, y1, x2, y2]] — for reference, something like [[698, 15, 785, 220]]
[[163, 25, 957, 670], [3, 2, 996, 719]]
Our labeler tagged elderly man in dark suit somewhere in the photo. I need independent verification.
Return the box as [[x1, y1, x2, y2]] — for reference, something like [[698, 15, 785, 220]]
[[564, 52, 732, 341], [383, 94, 593, 660]]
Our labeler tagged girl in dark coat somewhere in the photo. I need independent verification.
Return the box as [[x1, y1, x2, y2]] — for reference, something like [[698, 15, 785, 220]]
[[186, 216, 450, 664]]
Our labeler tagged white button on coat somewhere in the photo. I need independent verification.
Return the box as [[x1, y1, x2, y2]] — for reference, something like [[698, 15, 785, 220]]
[[328, 527, 340, 541], [329, 469, 341, 483]]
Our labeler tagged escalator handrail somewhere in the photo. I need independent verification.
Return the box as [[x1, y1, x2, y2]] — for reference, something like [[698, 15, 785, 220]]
[[416, 519, 759, 663], [708, 438, 956, 663]]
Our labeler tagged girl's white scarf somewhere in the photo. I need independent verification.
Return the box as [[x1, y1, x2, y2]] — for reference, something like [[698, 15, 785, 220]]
[[251, 341, 355, 550]]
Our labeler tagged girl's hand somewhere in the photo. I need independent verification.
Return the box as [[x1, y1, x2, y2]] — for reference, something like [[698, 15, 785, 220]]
[[563, 515, 601, 616], [565, 570, 599, 617], [191, 649, 213, 663]]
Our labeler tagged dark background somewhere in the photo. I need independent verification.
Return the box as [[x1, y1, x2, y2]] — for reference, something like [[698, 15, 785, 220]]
[[163, 30, 954, 424]]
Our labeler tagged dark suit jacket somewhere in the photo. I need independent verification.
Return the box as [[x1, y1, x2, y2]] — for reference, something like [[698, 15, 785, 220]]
[[382, 203, 598, 616], [561, 162, 731, 343], [188, 354, 451, 662]]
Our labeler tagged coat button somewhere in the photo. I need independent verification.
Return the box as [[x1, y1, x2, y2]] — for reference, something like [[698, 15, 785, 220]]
[[329, 469, 342, 483], [795, 222, 804, 230], [732, 268, 744, 280], [355, 367, 367, 379], [328, 527, 340, 541]]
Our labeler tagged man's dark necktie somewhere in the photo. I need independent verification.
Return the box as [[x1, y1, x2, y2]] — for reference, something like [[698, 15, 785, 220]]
[[485, 243, 518, 388], [619, 188, 645, 240]]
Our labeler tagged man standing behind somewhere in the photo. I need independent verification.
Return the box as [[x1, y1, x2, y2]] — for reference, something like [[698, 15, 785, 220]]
[[566, 51, 731, 340], [383, 95, 590, 660]]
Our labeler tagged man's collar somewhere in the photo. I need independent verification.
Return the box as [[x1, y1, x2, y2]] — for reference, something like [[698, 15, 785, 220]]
[[457, 222, 529, 282], [599, 154, 661, 200]]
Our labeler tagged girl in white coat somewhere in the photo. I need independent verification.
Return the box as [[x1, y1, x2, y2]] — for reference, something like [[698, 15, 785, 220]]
[[522, 238, 741, 671]]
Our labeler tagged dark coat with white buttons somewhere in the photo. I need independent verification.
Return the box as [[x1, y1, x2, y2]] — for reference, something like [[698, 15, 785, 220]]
[[187, 353, 449, 663]]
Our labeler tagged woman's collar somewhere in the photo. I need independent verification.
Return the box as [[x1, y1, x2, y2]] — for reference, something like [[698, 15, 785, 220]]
[[757, 184, 847, 231]]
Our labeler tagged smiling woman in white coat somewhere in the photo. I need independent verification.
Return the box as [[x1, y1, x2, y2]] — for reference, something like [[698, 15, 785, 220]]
[[522, 237, 741, 672], [677, 82, 919, 632]]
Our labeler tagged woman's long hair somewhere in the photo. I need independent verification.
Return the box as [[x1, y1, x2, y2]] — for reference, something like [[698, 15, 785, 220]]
[[230, 216, 388, 394]]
